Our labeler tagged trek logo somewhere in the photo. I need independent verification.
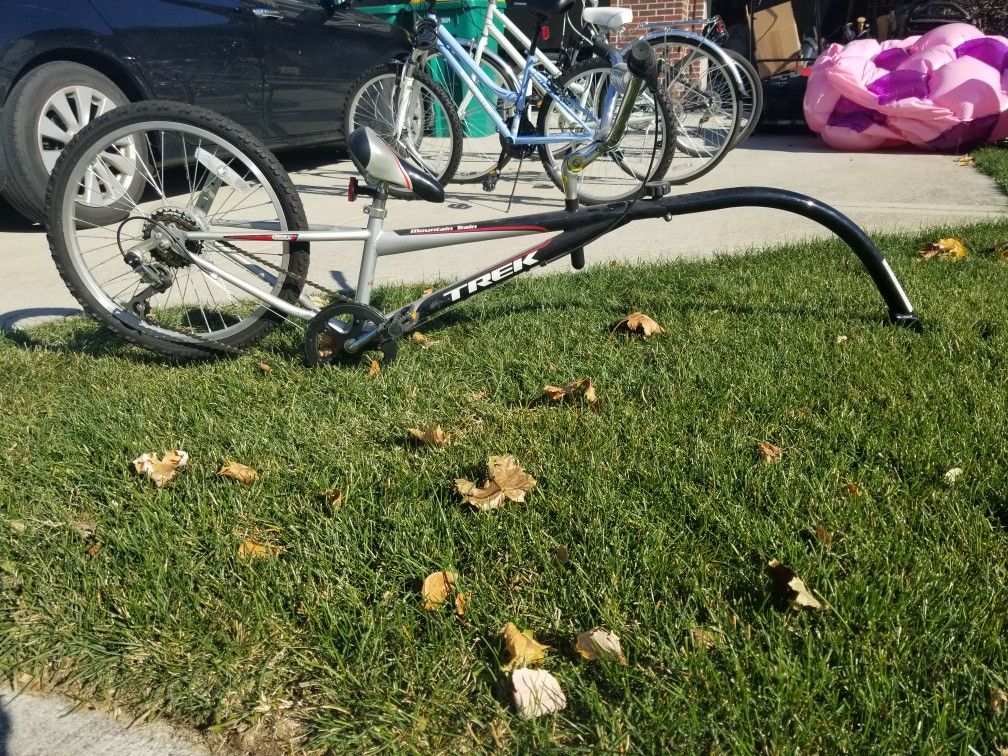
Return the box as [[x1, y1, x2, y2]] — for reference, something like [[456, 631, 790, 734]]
[[408, 223, 477, 235], [443, 248, 542, 302]]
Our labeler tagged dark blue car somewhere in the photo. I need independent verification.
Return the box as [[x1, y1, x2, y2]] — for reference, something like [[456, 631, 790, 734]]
[[0, 0, 411, 222]]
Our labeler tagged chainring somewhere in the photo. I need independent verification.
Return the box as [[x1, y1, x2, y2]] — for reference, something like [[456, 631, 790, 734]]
[[304, 302, 397, 368]]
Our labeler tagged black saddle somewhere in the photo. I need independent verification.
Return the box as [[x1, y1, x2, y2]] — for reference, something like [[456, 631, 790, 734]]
[[509, 0, 575, 18], [346, 127, 444, 203]]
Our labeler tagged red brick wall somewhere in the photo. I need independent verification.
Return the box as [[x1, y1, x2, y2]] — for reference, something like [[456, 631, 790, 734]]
[[614, 0, 707, 32]]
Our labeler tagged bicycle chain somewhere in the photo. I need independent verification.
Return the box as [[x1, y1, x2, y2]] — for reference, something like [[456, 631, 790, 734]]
[[121, 236, 358, 359]]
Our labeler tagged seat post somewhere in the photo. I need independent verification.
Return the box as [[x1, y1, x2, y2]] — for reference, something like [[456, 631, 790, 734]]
[[356, 187, 388, 306]]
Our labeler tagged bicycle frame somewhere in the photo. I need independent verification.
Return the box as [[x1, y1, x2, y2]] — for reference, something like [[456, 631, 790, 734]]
[[180, 187, 921, 334], [414, 20, 603, 146]]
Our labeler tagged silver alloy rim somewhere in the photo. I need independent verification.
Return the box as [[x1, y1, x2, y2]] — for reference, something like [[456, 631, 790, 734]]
[[59, 120, 292, 344], [37, 85, 140, 206]]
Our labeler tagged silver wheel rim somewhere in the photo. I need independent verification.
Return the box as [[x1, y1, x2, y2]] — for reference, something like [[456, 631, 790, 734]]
[[58, 120, 294, 346], [37, 85, 141, 207]]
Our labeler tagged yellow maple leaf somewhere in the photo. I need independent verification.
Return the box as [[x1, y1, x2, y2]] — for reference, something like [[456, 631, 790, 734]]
[[456, 455, 536, 511], [767, 559, 823, 610], [612, 311, 664, 337], [542, 379, 601, 412], [132, 449, 188, 488], [421, 570, 456, 611], [408, 425, 451, 447], [218, 461, 258, 484], [501, 622, 549, 671]]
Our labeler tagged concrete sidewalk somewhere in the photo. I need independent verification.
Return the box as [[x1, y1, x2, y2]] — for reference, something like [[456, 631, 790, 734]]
[[1, 685, 206, 756], [1, 134, 1005, 332]]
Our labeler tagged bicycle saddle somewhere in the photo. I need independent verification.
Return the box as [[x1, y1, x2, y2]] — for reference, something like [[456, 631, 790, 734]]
[[581, 6, 632, 30], [346, 127, 445, 203], [510, 0, 575, 18]]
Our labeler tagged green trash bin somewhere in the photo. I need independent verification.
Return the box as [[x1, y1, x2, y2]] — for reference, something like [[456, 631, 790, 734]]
[[359, 0, 508, 138]]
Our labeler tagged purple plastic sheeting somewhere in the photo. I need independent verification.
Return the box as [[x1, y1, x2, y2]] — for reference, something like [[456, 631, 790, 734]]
[[928, 113, 1000, 150], [868, 69, 930, 104], [955, 38, 1008, 71], [874, 47, 910, 71], [827, 97, 889, 132]]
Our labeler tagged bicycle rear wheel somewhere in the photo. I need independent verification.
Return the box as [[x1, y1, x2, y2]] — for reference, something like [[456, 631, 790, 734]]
[[47, 101, 310, 359], [344, 62, 462, 185], [537, 59, 674, 205], [649, 37, 741, 182], [724, 49, 763, 147]]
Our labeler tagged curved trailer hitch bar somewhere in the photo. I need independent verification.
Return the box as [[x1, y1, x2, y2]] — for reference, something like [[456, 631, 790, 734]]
[[646, 186, 922, 330]]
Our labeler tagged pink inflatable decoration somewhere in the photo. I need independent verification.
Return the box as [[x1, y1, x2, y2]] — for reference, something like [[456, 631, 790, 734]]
[[804, 24, 1008, 151]]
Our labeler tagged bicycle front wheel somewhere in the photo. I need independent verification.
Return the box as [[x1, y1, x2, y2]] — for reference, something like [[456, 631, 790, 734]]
[[47, 101, 310, 359], [344, 62, 462, 186], [537, 59, 675, 205], [423, 49, 517, 183], [649, 37, 741, 182]]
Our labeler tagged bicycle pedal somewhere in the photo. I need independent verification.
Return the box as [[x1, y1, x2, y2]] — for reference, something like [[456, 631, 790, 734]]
[[482, 174, 499, 192]]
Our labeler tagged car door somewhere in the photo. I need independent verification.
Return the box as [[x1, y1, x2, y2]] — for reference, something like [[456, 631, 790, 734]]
[[89, 0, 265, 133], [251, 0, 405, 143]]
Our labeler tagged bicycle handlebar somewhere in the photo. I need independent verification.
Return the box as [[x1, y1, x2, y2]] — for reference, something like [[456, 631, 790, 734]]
[[624, 39, 659, 81]]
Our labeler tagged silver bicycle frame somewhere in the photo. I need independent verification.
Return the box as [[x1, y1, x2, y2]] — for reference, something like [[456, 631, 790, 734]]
[[430, 23, 598, 144]]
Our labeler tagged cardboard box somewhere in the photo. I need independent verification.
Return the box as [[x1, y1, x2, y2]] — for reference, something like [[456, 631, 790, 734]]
[[751, 1, 802, 78]]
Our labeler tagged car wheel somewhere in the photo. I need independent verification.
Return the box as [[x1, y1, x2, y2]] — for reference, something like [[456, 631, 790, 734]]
[[1, 61, 141, 224]]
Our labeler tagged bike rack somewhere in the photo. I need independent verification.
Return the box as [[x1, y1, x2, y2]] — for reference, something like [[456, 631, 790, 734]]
[[607, 186, 922, 330]]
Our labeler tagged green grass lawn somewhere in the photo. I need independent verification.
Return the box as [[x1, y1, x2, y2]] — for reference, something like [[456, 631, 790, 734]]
[[2, 219, 1008, 753], [974, 141, 1008, 196]]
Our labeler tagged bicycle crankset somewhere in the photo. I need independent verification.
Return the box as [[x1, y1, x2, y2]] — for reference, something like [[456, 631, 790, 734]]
[[304, 302, 397, 368]]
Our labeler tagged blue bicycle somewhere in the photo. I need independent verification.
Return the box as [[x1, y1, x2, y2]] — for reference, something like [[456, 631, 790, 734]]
[[343, 0, 675, 204]]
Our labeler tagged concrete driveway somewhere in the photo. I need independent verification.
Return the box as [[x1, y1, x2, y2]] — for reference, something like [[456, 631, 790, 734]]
[[1, 133, 1004, 332]]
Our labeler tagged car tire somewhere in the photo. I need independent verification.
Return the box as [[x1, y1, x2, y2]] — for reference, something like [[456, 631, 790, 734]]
[[1, 61, 136, 224]]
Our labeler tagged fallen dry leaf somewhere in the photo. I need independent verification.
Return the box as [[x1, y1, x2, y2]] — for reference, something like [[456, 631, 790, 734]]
[[132, 449, 188, 488], [992, 686, 1007, 714], [512, 668, 566, 720], [836, 334, 849, 344], [574, 628, 627, 665], [995, 241, 1008, 260], [421, 570, 457, 611], [86, 541, 102, 557], [421, 286, 435, 296], [767, 559, 823, 610], [218, 461, 258, 484], [410, 332, 437, 348], [368, 359, 381, 378], [756, 441, 782, 464], [238, 538, 281, 561], [408, 425, 451, 447], [469, 390, 489, 402], [918, 237, 968, 261], [944, 467, 963, 485], [543, 379, 601, 412], [613, 311, 664, 337], [691, 627, 723, 650], [955, 154, 974, 166], [501, 622, 549, 671], [9, 520, 25, 533], [842, 482, 861, 497], [456, 455, 536, 512], [257, 362, 273, 374], [552, 545, 570, 565], [813, 523, 833, 549], [454, 592, 467, 617], [324, 487, 343, 509]]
